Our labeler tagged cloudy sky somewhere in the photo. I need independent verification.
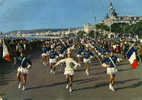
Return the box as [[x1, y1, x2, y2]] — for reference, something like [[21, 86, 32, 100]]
[[0, 0, 142, 32]]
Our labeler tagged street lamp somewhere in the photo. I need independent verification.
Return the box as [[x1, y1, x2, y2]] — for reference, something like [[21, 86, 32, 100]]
[[94, 17, 97, 38]]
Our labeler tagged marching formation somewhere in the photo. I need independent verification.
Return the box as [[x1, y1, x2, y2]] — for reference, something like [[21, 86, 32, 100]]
[[0, 37, 140, 93], [38, 37, 136, 93]]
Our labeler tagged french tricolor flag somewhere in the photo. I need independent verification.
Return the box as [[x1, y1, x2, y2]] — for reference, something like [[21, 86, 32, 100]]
[[1, 38, 11, 62], [127, 46, 138, 69]]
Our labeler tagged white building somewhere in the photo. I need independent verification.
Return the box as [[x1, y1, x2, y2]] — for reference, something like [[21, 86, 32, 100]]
[[99, 2, 142, 26], [83, 24, 96, 33]]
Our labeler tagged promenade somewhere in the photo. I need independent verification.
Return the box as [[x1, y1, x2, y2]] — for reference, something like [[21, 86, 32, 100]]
[[0, 47, 142, 100]]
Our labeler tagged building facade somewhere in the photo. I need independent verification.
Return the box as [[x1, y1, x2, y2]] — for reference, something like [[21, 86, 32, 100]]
[[83, 24, 96, 33], [99, 2, 142, 26]]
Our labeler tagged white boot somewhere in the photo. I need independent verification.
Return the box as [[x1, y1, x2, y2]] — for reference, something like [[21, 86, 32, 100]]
[[43, 62, 45, 65], [18, 82, 22, 89], [85, 70, 89, 76], [22, 85, 26, 91], [50, 69, 53, 73], [66, 84, 69, 89], [69, 86, 72, 93], [109, 84, 115, 92]]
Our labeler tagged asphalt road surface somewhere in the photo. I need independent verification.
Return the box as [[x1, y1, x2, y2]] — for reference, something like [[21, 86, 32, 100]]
[[0, 49, 142, 100]]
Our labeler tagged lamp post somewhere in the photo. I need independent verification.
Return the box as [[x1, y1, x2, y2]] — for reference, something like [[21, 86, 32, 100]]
[[110, 21, 112, 33], [94, 17, 96, 38]]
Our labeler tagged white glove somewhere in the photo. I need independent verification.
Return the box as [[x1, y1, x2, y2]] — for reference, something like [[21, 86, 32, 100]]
[[27, 65, 31, 69], [78, 64, 81, 67], [102, 63, 108, 68]]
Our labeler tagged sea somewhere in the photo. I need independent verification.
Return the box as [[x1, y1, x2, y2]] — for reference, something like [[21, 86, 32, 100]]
[[0, 35, 41, 41], [0, 35, 62, 41]]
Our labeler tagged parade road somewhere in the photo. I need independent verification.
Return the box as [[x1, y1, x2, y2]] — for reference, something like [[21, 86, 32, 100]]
[[0, 49, 142, 100]]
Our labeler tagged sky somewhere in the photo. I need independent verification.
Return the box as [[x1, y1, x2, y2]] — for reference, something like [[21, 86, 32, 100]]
[[0, 0, 142, 33]]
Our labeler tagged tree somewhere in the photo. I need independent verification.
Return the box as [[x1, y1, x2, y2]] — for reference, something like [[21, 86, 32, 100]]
[[96, 24, 109, 31], [128, 20, 142, 38], [77, 31, 86, 37], [95, 20, 142, 39], [88, 30, 95, 38], [111, 23, 130, 33]]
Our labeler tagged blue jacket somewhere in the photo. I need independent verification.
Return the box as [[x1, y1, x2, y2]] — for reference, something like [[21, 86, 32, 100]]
[[17, 56, 32, 68], [77, 48, 83, 55], [49, 50, 58, 59], [83, 50, 94, 59], [59, 48, 65, 54], [102, 56, 117, 68]]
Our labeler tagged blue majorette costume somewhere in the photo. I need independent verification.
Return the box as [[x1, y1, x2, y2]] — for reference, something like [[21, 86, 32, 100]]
[[17, 56, 32, 74]]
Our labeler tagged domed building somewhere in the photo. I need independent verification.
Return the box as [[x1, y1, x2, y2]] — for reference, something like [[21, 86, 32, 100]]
[[99, 2, 142, 26]]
